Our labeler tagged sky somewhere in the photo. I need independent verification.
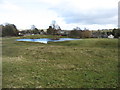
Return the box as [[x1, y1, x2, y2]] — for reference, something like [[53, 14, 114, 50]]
[[0, 0, 119, 30]]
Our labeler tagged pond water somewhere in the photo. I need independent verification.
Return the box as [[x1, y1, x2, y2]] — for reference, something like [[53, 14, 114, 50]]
[[16, 38, 81, 44]]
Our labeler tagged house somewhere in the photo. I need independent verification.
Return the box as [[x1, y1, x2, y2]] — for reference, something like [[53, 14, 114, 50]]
[[108, 34, 114, 39], [57, 30, 71, 36]]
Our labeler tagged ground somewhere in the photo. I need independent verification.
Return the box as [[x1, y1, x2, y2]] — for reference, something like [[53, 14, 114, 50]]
[[2, 35, 119, 88]]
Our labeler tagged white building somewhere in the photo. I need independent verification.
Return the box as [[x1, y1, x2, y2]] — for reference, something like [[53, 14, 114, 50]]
[[108, 34, 114, 39]]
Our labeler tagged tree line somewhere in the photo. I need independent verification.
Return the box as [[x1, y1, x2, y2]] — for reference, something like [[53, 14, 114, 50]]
[[0, 23, 120, 38]]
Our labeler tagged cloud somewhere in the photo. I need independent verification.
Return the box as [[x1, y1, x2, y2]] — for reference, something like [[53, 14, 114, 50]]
[[0, 0, 59, 29], [0, 1, 22, 12], [50, 0, 118, 25], [0, 0, 119, 30], [58, 8, 117, 25]]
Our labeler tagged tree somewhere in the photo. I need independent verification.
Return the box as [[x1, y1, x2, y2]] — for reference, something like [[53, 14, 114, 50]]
[[81, 30, 92, 38], [55, 24, 61, 30], [47, 26, 54, 35], [40, 29, 45, 34], [31, 25, 36, 30], [69, 30, 82, 38], [70, 27, 82, 38], [47, 20, 61, 35], [51, 20, 61, 30], [52, 20, 56, 29], [2, 24, 19, 37], [73, 27, 81, 30], [112, 28, 120, 38], [30, 25, 39, 34], [33, 28, 39, 34]]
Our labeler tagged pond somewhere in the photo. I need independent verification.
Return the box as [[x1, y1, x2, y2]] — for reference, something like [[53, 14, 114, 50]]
[[16, 38, 81, 44]]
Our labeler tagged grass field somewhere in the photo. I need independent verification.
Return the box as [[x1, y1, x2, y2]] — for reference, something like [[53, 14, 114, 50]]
[[2, 35, 119, 88]]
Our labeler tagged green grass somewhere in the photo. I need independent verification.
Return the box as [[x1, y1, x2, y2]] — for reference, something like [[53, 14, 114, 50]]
[[2, 35, 119, 88]]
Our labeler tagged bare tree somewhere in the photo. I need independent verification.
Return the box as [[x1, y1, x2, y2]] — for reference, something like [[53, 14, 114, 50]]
[[31, 25, 36, 30], [73, 27, 81, 30], [51, 20, 56, 29]]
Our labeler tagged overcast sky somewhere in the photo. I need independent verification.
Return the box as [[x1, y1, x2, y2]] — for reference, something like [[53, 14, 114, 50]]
[[0, 0, 119, 30]]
